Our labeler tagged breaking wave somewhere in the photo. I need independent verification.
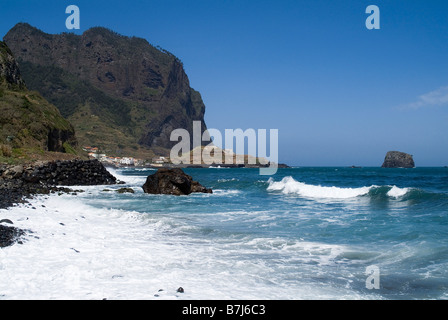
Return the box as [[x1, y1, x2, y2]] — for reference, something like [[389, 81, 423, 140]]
[[267, 176, 415, 200]]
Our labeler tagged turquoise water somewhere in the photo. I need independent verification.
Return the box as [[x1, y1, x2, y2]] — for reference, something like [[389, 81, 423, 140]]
[[74, 167, 448, 299]]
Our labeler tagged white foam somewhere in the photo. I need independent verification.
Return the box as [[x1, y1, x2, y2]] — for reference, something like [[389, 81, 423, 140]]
[[387, 186, 409, 198], [106, 167, 147, 185], [3, 166, 395, 301], [0, 190, 382, 300], [211, 189, 241, 196], [217, 178, 239, 182], [134, 168, 156, 172], [267, 176, 372, 199]]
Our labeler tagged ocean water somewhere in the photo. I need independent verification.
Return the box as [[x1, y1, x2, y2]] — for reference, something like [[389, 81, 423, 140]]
[[1, 167, 447, 300]]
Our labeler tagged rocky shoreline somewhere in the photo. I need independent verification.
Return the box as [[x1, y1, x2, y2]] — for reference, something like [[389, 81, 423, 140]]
[[0, 159, 118, 247], [0, 159, 117, 209]]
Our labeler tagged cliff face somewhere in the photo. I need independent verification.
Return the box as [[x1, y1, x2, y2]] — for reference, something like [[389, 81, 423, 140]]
[[0, 41, 77, 156], [382, 151, 415, 168], [0, 41, 25, 89], [4, 23, 208, 157]]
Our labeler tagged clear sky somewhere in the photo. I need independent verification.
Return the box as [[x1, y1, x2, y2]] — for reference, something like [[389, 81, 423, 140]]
[[1, 0, 448, 166]]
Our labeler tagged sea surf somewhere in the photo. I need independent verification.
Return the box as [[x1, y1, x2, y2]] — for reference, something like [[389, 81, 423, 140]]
[[1, 167, 447, 300]]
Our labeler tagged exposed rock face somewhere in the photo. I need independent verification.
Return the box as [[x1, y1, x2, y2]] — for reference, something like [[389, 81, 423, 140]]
[[4, 23, 208, 155], [142, 168, 212, 196], [382, 151, 415, 168], [0, 41, 25, 88]]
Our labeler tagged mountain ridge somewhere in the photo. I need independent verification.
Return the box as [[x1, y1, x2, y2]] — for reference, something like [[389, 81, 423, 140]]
[[4, 23, 208, 158]]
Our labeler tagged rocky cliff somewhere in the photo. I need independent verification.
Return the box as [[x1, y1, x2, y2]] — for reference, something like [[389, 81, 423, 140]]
[[0, 41, 77, 157], [4, 23, 208, 158], [0, 41, 25, 89], [382, 151, 415, 168]]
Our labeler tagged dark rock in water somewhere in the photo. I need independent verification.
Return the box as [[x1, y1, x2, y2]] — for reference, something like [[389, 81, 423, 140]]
[[382, 151, 415, 168], [0, 224, 25, 248], [142, 168, 212, 196], [116, 187, 135, 194]]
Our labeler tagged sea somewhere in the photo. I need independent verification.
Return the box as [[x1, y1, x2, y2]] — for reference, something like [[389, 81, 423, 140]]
[[0, 166, 447, 300]]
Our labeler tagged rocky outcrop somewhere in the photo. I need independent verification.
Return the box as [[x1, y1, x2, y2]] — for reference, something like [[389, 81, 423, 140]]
[[142, 168, 212, 196], [0, 160, 117, 209], [1, 159, 117, 186], [0, 41, 25, 88], [382, 151, 415, 168], [4, 23, 208, 156]]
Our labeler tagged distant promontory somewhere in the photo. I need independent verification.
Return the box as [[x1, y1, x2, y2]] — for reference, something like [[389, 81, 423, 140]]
[[382, 151, 415, 168]]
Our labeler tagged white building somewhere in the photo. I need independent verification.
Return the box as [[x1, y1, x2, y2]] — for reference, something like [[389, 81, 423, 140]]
[[120, 157, 135, 165], [88, 152, 106, 160]]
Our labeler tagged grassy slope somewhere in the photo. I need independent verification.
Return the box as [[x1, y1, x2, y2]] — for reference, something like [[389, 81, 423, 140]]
[[0, 78, 81, 164]]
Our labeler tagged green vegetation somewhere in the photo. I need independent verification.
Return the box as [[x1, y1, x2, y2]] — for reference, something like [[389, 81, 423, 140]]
[[63, 142, 77, 155], [0, 40, 81, 164], [0, 144, 12, 157], [0, 76, 77, 161], [18, 61, 133, 127], [0, 156, 19, 165]]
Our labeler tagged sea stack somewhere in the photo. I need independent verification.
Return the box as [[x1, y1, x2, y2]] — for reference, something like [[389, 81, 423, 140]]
[[382, 151, 415, 168]]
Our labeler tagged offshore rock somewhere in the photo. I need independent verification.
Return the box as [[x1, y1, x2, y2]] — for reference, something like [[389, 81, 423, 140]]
[[142, 168, 212, 196], [382, 151, 415, 168]]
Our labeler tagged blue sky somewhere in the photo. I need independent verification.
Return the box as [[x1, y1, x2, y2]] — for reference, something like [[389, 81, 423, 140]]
[[1, 0, 448, 166]]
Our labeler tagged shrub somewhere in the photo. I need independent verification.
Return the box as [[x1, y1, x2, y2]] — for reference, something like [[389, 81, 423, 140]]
[[0, 144, 12, 157]]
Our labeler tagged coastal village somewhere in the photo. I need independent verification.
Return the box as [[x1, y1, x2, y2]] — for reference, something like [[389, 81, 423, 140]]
[[83, 146, 170, 167], [82, 145, 278, 168]]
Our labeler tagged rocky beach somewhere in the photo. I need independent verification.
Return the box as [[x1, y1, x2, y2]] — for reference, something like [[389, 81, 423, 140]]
[[0, 159, 117, 247]]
